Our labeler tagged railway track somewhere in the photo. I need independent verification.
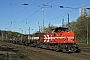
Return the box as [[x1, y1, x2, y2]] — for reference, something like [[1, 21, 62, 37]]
[[0, 41, 90, 60]]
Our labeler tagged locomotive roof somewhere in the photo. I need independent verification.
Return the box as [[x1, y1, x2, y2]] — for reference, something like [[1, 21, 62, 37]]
[[51, 27, 68, 30]]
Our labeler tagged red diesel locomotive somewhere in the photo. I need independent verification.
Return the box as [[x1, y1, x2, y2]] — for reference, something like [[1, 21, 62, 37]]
[[36, 27, 80, 52]]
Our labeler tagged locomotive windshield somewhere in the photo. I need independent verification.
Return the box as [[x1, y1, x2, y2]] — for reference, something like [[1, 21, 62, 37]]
[[50, 27, 68, 33]]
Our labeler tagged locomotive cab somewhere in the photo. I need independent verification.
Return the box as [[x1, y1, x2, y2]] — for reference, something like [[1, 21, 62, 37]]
[[51, 27, 68, 32], [50, 27, 68, 36]]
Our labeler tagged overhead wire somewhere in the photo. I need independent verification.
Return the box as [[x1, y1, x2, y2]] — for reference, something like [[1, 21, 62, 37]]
[[0, 1, 28, 30], [46, 0, 53, 5], [30, 0, 53, 23], [12, 8, 42, 29], [12, 0, 53, 30], [7, 3, 27, 30], [7, 0, 90, 32], [45, 3, 90, 23], [1, 0, 90, 33], [32, 0, 53, 28], [14, 6, 27, 21]]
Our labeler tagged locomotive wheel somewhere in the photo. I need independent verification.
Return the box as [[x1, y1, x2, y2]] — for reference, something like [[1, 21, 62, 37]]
[[62, 49, 67, 53], [55, 45, 60, 52], [76, 47, 81, 53], [46, 44, 49, 50]]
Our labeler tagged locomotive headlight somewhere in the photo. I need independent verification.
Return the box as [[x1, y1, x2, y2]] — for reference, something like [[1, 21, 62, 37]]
[[64, 40, 66, 43], [71, 39, 74, 43], [68, 32, 70, 33], [72, 40, 74, 43]]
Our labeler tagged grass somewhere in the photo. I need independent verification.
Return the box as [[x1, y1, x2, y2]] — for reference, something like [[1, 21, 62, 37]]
[[0, 45, 22, 60], [0, 51, 22, 60], [0, 52, 9, 60], [77, 39, 90, 45]]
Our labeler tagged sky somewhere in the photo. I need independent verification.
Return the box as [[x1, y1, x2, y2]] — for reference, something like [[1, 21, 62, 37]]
[[0, 0, 90, 34]]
